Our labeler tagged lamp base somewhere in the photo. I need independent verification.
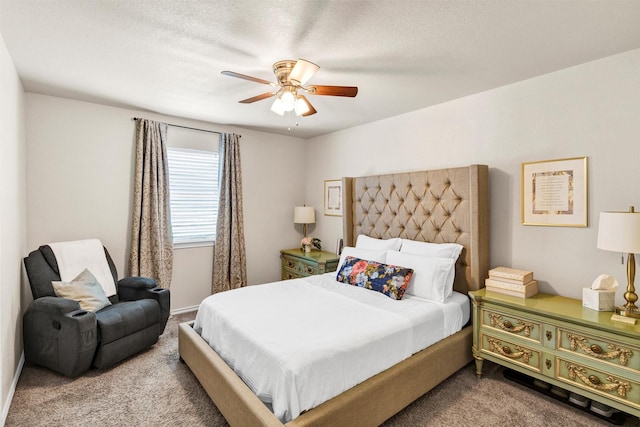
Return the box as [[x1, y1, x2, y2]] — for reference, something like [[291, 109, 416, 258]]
[[611, 314, 637, 325], [615, 304, 640, 319]]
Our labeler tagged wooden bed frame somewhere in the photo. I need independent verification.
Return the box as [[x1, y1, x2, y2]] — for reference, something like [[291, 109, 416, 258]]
[[179, 164, 489, 427]]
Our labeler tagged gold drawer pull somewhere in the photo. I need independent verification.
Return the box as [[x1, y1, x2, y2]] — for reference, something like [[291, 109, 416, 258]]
[[567, 334, 633, 366], [287, 260, 296, 269], [487, 338, 532, 363], [488, 314, 533, 337], [566, 364, 631, 397], [546, 359, 552, 369], [546, 331, 552, 341]]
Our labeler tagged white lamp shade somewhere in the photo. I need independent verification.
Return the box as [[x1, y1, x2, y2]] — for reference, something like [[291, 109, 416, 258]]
[[271, 98, 285, 115], [295, 97, 310, 116], [597, 211, 640, 253], [294, 206, 315, 224], [280, 91, 295, 111]]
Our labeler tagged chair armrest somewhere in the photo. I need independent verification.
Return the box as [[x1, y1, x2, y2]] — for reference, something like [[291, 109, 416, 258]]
[[29, 295, 81, 314], [118, 276, 157, 292], [118, 277, 170, 335], [23, 297, 98, 377]]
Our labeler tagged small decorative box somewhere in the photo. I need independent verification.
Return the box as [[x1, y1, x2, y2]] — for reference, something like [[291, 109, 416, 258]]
[[582, 288, 616, 312]]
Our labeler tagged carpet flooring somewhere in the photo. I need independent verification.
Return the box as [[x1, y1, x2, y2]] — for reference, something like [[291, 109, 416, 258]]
[[6, 312, 640, 427]]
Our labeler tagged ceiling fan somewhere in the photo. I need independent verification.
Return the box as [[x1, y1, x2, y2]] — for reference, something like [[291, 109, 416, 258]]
[[221, 59, 358, 117]]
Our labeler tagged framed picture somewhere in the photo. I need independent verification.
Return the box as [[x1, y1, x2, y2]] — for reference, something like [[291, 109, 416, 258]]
[[324, 179, 343, 216], [521, 156, 588, 227]]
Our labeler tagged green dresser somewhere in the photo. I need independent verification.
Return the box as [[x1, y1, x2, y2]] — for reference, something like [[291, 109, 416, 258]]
[[470, 289, 640, 418], [280, 248, 339, 280]]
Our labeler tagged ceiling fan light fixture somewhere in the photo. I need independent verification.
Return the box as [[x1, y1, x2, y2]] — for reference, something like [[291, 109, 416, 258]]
[[271, 98, 285, 115], [223, 58, 357, 119], [280, 90, 296, 111], [295, 97, 310, 116]]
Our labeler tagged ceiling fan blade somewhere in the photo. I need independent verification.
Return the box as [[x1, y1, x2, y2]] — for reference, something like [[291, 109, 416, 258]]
[[289, 59, 319, 86], [298, 95, 317, 117], [239, 92, 276, 103], [307, 85, 358, 97], [221, 70, 273, 85]]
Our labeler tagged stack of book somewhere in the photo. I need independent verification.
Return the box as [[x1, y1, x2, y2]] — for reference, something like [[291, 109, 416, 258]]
[[485, 266, 538, 298]]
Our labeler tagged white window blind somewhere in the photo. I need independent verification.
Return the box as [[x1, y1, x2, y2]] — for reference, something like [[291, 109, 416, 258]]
[[167, 146, 219, 246]]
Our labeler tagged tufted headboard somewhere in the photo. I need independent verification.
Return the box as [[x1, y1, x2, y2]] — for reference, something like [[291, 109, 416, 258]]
[[342, 165, 489, 294]]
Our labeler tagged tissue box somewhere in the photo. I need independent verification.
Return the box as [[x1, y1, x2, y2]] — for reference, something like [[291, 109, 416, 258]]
[[582, 288, 616, 311]]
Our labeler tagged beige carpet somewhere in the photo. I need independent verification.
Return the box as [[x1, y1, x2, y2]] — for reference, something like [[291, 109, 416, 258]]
[[6, 312, 640, 427]]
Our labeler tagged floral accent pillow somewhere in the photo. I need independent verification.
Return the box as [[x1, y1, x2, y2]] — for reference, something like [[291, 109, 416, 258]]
[[336, 256, 414, 300]]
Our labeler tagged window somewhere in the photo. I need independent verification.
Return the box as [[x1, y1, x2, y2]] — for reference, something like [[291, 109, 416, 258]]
[[167, 146, 219, 246]]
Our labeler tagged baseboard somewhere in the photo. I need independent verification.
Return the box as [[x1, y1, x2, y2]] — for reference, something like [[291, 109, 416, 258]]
[[2, 352, 24, 426], [170, 305, 199, 316]]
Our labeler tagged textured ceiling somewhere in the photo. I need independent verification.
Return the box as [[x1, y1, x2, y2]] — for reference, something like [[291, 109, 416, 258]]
[[1, 0, 640, 138]]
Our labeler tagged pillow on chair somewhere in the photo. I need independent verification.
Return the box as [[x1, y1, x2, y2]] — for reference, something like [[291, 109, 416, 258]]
[[48, 239, 117, 297], [52, 268, 112, 312]]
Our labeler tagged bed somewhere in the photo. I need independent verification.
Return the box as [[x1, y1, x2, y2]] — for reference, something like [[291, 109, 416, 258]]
[[179, 164, 489, 427]]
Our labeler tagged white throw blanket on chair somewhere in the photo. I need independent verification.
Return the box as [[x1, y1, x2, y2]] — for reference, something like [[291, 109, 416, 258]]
[[48, 239, 117, 297]]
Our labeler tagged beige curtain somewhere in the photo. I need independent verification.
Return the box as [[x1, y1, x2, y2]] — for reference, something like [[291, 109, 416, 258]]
[[212, 133, 246, 293], [129, 119, 173, 289]]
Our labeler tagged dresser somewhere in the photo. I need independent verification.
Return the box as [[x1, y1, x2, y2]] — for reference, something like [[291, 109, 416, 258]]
[[280, 248, 340, 280], [470, 289, 640, 418]]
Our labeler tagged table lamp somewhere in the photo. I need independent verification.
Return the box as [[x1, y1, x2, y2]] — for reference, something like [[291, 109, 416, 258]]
[[597, 206, 640, 319], [294, 206, 315, 238]]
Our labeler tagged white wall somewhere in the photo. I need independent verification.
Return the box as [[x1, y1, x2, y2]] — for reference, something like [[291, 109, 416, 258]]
[[0, 32, 27, 424], [26, 94, 307, 312], [307, 48, 640, 304]]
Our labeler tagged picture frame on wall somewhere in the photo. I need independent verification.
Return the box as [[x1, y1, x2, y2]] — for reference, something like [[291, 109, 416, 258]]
[[324, 179, 343, 216], [521, 156, 588, 227]]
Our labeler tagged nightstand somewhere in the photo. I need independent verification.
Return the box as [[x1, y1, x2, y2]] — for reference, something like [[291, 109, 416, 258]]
[[470, 289, 640, 419], [280, 248, 340, 280]]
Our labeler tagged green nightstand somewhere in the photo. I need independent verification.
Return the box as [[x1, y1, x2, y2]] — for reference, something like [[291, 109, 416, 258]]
[[470, 288, 640, 418], [280, 248, 340, 280]]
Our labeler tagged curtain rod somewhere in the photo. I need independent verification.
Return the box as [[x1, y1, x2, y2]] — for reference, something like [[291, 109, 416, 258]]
[[132, 117, 222, 135]]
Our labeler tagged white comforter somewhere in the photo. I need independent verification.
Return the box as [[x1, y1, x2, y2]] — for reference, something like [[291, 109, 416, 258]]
[[194, 273, 467, 422]]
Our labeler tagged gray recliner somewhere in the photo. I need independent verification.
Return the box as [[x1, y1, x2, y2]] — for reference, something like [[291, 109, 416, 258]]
[[23, 244, 170, 377]]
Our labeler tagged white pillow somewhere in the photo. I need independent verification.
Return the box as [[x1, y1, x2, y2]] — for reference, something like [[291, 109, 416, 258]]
[[386, 250, 456, 302], [52, 268, 112, 312], [355, 235, 402, 251], [400, 239, 463, 260], [337, 247, 387, 272]]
